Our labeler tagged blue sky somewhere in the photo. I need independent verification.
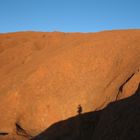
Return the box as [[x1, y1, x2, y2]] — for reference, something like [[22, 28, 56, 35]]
[[0, 0, 140, 33]]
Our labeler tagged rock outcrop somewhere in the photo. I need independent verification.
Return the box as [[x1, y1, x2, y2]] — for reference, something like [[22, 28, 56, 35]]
[[32, 84, 140, 140], [0, 30, 140, 139]]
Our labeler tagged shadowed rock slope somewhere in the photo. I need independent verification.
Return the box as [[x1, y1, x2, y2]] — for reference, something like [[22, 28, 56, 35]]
[[32, 84, 140, 140], [0, 30, 140, 139]]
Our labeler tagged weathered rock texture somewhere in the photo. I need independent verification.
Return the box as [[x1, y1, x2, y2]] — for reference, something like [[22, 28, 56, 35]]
[[0, 30, 140, 139], [32, 84, 140, 140]]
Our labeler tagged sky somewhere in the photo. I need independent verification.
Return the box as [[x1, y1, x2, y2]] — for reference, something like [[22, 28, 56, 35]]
[[0, 0, 140, 33]]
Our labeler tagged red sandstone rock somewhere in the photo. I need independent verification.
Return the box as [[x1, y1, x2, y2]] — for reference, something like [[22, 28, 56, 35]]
[[0, 30, 140, 139]]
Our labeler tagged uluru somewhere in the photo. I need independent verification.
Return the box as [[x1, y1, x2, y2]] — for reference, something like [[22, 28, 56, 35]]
[[0, 30, 140, 139]]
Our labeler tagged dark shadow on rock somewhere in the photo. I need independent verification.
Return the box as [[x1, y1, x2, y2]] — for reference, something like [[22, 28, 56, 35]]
[[32, 84, 140, 140], [31, 110, 101, 140], [93, 83, 140, 140], [0, 132, 8, 135]]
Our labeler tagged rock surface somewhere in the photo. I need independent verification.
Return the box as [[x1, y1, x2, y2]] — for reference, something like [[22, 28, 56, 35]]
[[0, 30, 140, 139], [32, 84, 140, 140]]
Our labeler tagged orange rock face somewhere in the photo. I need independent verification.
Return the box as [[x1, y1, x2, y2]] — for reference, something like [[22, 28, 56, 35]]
[[0, 30, 140, 139]]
